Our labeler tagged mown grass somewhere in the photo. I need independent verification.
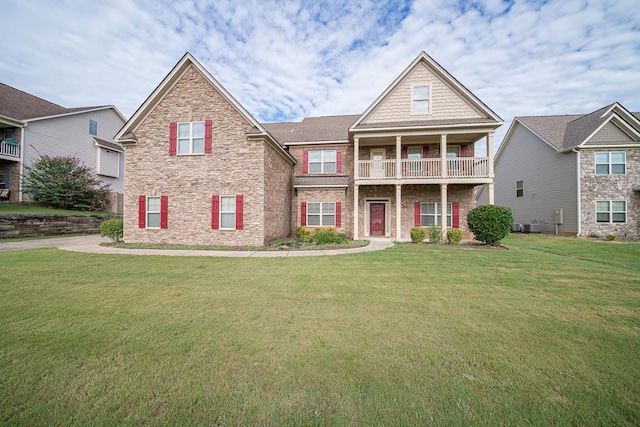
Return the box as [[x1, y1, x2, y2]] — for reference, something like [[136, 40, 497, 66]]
[[104, 239, 370, 251], [1, 234, 638, 425], [0, 202, 116, 216]]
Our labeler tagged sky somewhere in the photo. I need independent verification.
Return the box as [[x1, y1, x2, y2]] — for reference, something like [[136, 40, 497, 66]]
[[2, 0, 640, 150]]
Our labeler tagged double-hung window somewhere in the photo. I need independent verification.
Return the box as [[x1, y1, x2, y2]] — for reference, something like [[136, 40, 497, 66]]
[[596, 201, 626, 223], [178, 121, 205, 155], [420, 202, 452, 227], [146, 196, 161, 228], [412, 85, 430, 114], [307, 202, 335, 227], [407, 146, 422, 172], [595, 152, 626, 175], [220, 195, 236, 230], [308, 150, 336, 173], [516, 180, 524, 198]]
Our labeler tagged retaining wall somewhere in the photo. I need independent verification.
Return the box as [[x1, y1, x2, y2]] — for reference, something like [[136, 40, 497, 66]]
[[0, 215, 120, 239]]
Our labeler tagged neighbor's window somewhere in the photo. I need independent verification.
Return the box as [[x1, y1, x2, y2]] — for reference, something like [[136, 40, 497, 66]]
[[146, 196, 161, 228], [596, 201, 626, 223], [420, 202, 452, 227], [177, 121, 205, 155], [308, 150, 336, 173], [307, 202, 335, 227], [595, 152, 626, 175], [89, 120, 98, 136], [412, 85, 430, 114], [220, 195, 236, 230], [516, 180, 524, 198]]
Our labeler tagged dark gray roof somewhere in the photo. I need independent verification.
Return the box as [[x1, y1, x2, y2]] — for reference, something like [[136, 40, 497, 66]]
[[293, 175, 349, 188], [94, 137, 124, 153], [263, 115, 360, 143], [517, 103, 640, 151]]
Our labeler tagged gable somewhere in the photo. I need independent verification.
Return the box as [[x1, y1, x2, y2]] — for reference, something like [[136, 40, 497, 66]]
[[361, 62, 484, 125], [585, 121, 635, 145]]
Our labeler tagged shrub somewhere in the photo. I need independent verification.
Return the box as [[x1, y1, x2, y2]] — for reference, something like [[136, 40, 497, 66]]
[[296, 226, 313, 243], [312, 227, 347, 245], [467, 205, 513, 246], [410, 226, 426, 243], [22, 155, 109, 210], [607, 234, 617, 241], [447, 228, 463, 245], [100, 218, 123, 243], [588, 232, 600, 238], [428, 224, 442, 244]]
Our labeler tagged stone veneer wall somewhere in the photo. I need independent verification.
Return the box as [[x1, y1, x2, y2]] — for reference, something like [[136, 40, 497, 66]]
[[123, 66, 267, 246], [263, 139, 294, 242], [580, 149, 640, 237], [0, 161, 20, 202], [0, 214, 119, 238]]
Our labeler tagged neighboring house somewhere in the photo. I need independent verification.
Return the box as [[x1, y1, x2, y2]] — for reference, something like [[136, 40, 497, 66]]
[[115, 52, 502, 245], [0, 83, 126, 212], [486, 103, 640, 237]]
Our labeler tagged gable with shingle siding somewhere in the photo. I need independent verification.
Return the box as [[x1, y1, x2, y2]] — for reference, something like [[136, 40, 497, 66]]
[[586, 121, 635, 145]]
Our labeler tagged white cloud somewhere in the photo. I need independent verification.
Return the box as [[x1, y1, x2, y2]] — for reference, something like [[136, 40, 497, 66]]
[[1, 0, 639, 150]]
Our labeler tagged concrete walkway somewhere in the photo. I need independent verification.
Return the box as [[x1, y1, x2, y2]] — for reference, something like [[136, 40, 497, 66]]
[[0, 235, 395, 257]]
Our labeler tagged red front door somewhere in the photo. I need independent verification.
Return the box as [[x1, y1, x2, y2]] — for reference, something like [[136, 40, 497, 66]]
[[370, 203, 385, 236]]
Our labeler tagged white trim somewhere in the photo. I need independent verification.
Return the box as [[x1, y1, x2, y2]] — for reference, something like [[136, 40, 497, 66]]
[[146, 196, 161, 229], [352, 123, 500, 135], [283, 140, 349, 146], [411, 83, 432, 115], [305, 201, 336, 227], [219, 195, 237, 230], [25, 105, 126, 123], [364, 198, 391, 237], [595, 200, 627, 224], [574, 149, 581, 236]]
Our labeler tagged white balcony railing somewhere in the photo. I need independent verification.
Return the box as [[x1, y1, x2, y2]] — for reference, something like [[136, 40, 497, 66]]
[[358, 157, 489, 180], [0, 140, 20, 158]]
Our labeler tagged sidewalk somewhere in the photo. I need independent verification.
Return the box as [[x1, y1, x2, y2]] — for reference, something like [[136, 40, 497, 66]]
[[0, 235, 395, 257]]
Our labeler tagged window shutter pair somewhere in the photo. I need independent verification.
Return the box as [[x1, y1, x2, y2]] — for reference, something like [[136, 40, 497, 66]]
[[211, 195, 243, 230], [302, 149, 342, 174], [414, 202, 460, 228], [299, 201, 341, 227], [138, 195, 168, 229], [169, 121, 212, 155]]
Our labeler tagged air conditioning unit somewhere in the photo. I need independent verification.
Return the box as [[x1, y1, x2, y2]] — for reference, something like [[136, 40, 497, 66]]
[[523, 224, 541, 234], [512, 223, 522, 232]]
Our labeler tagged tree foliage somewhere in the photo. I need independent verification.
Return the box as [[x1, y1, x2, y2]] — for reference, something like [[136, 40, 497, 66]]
[[22, 155, 110, 211], [467, 205, 513, 246], [100, 219, 123, 242]]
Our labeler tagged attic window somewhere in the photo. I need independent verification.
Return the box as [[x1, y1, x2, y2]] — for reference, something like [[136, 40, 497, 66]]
[[412, 85, 430, 114], [89, 120, 98, 136]]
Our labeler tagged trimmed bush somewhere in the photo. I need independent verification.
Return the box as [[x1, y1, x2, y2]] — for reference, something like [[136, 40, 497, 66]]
[[312, 227, 347, 245], [410, 226, 426, 243], [447, 228, 463, 245], [467, 205, 513, 246], [607, 234, 617, 241], [100, 218, 123, 242], [428, 224, 442, 244], [296, 226, 313, 243]]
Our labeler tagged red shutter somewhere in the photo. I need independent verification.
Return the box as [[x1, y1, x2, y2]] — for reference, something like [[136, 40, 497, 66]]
[[336, 150, 342, 173], [211, 195, 220, 230], [235, 195, 243, 230], [204, 120, 213, 154], [452, 202, 460, 229], [302, 150, 309, 174], [138, 195, 146, 228], [461, 144, 469, 157], [401, 146, 408, 175], [160, 196, 168, 229], [335, 202, 341, 227], [169, 122, 177, 156], [414, 202, 421, 227], [301, 202, 307, 226], [422, 146, 430, 158]]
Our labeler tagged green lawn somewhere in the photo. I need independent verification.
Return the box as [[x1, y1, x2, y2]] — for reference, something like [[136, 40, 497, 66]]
[[1, 234, 638, 425], [0, 202, 117, 216]]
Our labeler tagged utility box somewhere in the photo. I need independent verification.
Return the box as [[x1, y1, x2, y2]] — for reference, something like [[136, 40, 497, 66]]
[[554, 209, 564, 225]]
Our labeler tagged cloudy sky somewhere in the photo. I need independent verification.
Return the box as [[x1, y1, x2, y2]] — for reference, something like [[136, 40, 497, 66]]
[[2, 0, 640, 148]]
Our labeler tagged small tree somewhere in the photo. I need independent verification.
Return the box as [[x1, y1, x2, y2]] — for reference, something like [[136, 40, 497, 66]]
[[467, 205, 513, 246], [22, 155, 109, 211], [100, 219, 123, 242]]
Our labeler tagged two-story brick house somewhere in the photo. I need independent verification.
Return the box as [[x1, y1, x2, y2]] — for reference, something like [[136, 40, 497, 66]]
[[488, 103, 640, 237], [116, 52, 503, 245]]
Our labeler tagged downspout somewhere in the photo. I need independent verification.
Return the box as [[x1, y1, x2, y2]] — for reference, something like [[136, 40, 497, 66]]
[[18, 124, 26, 202], [573, 148, 581, 236]]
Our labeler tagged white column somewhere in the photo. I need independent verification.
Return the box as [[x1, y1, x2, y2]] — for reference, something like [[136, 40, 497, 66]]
[[395, 184, 402, 240], [487, 132, 494, 177], [440, 134, 448, 178], [396, 135, 402, 179], [440, 183, 448, 239], [488, 183, 494, 205], [354, 136, 359, 180], [353, 184, 359, 240]]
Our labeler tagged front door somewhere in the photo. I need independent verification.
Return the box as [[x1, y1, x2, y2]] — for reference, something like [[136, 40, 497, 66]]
[[370, 203, 385, 236]]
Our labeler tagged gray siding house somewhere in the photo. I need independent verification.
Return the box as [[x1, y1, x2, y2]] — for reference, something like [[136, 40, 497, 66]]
[[0, 83, 126, 212], [486, 103, 640, 237]]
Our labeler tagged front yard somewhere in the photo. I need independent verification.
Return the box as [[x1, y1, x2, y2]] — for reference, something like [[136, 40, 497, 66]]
[[1, 235, 638, 425]]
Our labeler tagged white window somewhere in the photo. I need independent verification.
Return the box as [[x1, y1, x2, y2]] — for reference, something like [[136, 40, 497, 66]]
[[412, 85, 430, 114], [407, 146, 422, 172], [307, 202, 335, 227], [447, 146, 460, 171], [595, 152, 626, 175], [147, 196, 161, 228], [308, 150, 336, 173], [89, 120, 98, 136], [220, 195, 236, 229], [177, 121, 205, 155], [516, 180, 524, 198], [420, 202, 452, 227], [596, 201, 626, 223]]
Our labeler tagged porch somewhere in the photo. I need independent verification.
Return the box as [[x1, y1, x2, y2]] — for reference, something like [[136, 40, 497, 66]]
[[358, 156, 489, 180], [0, 139, 20, 161]]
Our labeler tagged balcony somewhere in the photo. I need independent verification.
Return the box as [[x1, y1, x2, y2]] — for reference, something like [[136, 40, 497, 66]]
[[0, 140, 20, 160], [357, 157, 490, 182]]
